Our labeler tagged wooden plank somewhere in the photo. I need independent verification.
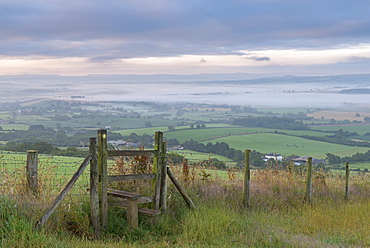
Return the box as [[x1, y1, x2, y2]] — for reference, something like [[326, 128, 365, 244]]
[[167, 167, 197, 210], [107, 188, 142, 200], [108, 196, 154, 208], [36, 155, 91, 229], [152, 131, 163, 210], [98, 129, 108, 229], [243, 150, 251, 208], [108, 150, 155, 157], [138, 207, 161, 216], [107, 173, 156, 182], [89, 137, 100, 238]]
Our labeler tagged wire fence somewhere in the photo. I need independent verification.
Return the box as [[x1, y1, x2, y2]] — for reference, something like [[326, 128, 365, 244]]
[[0, 151, 90, 224]]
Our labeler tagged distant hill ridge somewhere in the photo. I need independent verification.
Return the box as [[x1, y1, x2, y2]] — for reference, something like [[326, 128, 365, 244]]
[[339, 89, 370, 94]]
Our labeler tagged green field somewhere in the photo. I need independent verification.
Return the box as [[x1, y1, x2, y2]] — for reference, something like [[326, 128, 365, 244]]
[[204, 133, 370, 159], [0, 123, 30, 130], [311, 124, 370, 135], [170, 149, 235, 165]]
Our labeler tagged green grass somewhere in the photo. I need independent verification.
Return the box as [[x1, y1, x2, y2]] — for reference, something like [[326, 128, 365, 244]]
[[1, 168, 369, 247]]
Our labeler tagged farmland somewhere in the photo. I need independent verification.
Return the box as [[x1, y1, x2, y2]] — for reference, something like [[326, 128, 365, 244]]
[[0, 98, 370, 169], [1, 78, 370, 247]]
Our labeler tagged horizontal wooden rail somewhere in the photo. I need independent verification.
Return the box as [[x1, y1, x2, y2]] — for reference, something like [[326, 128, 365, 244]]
[[108, 150, 156, 157], [107, 173, 156, 182], [108, 196, 154, 207]]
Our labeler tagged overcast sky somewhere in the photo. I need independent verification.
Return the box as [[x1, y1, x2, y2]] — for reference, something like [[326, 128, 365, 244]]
[[1, 0, 370, 76]]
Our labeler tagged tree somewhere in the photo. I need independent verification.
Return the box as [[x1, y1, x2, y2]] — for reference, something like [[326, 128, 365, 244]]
[[325, 153, 341, 164], [28, 125, 45, 131], [168, 126, 175, 131], [145, 121, 153, 127]]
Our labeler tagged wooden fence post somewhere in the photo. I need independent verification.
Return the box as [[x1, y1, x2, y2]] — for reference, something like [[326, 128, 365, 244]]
[[243, 150, 251, 208], [345, 162, 349, 200], [26, 150, 38, 195], [159, 141, 167, 211], [98, 129, 108, 229], [89, 137, 101, 237], [152, 131, 163, 210], [305, 157, 313, 202]]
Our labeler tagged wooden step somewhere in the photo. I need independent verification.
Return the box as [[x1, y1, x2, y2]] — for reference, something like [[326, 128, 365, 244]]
[[107, 188, 142, 200], [138, 207, 161, 216]]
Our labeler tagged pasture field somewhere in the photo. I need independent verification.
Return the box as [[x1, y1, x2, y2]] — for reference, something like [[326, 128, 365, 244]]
[[15, 115, 52, 122], [0, 123, 30, 130], [310, 123, 370, 135], [307, 110, 370, 121], [163, 126, 330, 143], [170, 149, 235, 166], [114, 124, 241, 136], [205, 133, 370, 159]]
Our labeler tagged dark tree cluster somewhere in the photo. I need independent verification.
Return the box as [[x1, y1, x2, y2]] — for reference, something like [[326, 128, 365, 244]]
[[181, 139, 265, 166], [232, 117, 309, 130], [326, 150, 370, 164]]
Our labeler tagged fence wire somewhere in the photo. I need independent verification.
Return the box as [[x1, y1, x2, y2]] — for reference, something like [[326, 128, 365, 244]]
[[0, 152, 90, 225]]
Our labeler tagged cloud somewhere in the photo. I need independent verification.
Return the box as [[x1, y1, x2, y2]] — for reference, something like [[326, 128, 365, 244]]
[[1, 0, 370, 75], [245, 56, 271, 62]]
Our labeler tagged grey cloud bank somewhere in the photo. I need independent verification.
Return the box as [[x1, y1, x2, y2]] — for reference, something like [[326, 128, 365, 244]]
[[1, 0, 370, 75]]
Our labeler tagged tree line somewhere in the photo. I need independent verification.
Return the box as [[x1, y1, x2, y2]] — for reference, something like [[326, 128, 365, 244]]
[[232, 117, 309, 130], [326, 150, 370, 165], [181, 139, 265, 166]]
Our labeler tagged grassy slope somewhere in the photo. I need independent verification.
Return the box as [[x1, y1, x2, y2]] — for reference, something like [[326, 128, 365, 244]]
[[1, 171, 369, 247]]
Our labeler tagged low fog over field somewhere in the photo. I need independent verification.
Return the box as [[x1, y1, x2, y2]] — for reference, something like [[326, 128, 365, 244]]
[[1, 74, 370, 109]]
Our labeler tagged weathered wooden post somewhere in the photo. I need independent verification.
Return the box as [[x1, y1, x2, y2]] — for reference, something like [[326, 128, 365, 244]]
[[26, 150, 38, 194], [243, 150, 251, 208], [97, 129, 108, 229], [345, 162, 350, 200], [152, 131, 163, 210], [159, 141, 167, 211], [89, 137, 101, 237], [305, 157, 313, 202]]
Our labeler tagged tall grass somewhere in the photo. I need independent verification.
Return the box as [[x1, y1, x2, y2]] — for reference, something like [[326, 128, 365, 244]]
[[1, 159, 369, 247]]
